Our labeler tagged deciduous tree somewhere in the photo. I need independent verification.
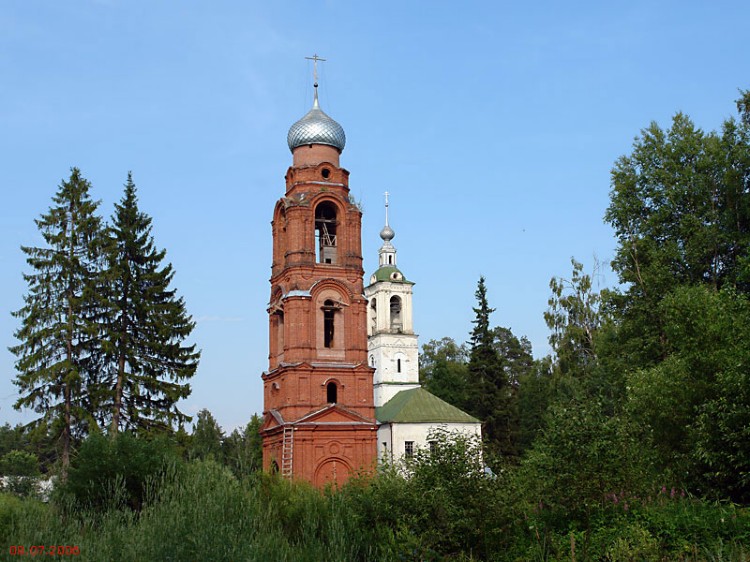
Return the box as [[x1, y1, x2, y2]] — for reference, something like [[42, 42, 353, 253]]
[[605, 92, 750, 366], [544, 258, 604, 378], [190, 409, 224, 462], [419, 337, 469, 407]]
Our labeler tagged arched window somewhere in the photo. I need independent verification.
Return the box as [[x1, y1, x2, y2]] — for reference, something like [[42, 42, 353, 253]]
[[390, 296, 402, 332], [277, 207, 286, 265], [327, 381, 338, 403], [369, 298, 377, 333], [276, 310, 284, 354], [271, 460, 279, 474], [397, 358, 402, 373], [323, 299, 336, 348], [315, 202, 337, 264]]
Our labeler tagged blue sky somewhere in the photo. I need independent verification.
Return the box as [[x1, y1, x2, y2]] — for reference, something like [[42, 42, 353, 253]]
[[1, 1, 748, 432]]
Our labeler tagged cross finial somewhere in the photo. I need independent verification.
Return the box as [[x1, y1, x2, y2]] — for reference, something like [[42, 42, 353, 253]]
[[305, 53, 326, 87], [384, 191, 390, 226]]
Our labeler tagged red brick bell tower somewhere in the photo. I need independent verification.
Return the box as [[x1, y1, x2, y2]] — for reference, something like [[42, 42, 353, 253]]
[[260, 68, 378, 487]]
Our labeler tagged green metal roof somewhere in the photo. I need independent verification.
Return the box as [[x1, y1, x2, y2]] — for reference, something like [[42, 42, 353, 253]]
[[371, 265, 414, 284], [376, 388, 479, 424]]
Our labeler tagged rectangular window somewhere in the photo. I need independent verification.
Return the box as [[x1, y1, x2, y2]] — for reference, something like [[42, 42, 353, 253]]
[[404, 441, 414, 458], [429, 441, 437, 455]]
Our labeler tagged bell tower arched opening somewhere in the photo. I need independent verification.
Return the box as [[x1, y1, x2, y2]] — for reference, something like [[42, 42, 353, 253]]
[[390, 295, 402, 333], [315, 202, 338, 264], [369, 298, 377, 334]]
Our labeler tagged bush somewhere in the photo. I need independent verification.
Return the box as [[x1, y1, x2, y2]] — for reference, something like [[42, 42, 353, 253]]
[[56, 432, 181, 512]]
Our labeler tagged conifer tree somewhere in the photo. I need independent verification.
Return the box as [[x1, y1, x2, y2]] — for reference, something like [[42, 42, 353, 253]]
[[465, 277, 517, 457], [10, 168, 105, 474], [102, 174, 199, 434]]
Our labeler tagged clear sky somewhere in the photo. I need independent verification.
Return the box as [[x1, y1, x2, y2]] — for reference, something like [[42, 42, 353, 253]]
[[1, 1, 748, 432]]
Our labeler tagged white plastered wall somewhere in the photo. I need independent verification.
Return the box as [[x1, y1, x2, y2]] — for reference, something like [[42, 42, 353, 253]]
[[377, 421, 482, 464]]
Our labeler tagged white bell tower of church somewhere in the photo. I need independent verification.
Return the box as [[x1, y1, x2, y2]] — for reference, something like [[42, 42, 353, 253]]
[[364, 194, 421, 407]]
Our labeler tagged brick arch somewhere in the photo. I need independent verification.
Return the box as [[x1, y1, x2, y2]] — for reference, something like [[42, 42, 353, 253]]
[[308, 193, 347, 217], [271, 201, 288, 273], [270, 285, 284, 303], [314, 457, 352, 488], [273, 198, 288, 220], [313, 288, 347, 353], [269, 285, 285, 365], [311, 196, 345, 265], [310, 278, 353, 303]]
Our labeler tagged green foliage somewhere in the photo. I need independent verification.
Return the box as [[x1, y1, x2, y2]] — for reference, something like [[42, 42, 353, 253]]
[[0, 451, 41, 498], [343, 430, 514, 560], [628, 285, 750, 501], [100, 173, 199, 434], [189, 408, 224, 462], [419, 337, 469, 407], [1, 458, 749, 561], [57, 432, 181, 511], [491, 326, 534, 387], [0, 450, 39, 477], [10, 168, 106, 472], [605, 100, 750, 367], [516, 358, 554, 453], [0, 424, 25, 458], [519, 389, 657, 529], [224, 413, 264, 478], [545, 258, 606, 378], [466, 276, 518, 458], [10, 169, 200, 478]]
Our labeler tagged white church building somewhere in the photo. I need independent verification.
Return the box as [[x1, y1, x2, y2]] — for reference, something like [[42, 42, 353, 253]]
[[365, 195, 481, 463]]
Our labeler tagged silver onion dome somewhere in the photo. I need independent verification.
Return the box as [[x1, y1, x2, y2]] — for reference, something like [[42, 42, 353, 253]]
[[380, 224, 395, 242], [287, 91, 346, 153]]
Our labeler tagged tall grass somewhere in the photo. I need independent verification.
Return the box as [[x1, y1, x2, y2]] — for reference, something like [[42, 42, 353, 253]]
[[2, 460, 750, 561], [1, 460, 391, 562]]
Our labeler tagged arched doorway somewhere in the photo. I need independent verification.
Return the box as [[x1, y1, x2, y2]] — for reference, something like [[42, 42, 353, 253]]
[[313, 457, 352, 487]]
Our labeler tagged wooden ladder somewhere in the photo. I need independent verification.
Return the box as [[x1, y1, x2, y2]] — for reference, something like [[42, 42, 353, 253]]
[[281, 425, 294, 479]]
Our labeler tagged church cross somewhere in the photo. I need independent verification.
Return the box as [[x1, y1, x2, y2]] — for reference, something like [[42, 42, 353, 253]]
[[384, 191, 390, 226], [305, 54, 326, 87]]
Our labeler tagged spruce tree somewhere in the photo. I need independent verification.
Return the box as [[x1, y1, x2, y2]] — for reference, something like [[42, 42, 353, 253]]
[[10, 168, 105, 474], [102, 173, 199, 434], [466, 277, 517, 458]]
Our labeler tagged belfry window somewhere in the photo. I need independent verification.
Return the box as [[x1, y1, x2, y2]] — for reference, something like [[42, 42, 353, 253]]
[[323, 299, 336, 348], [327, 382, 338, 403], [390, 296, 402, 332], [369, 298, 377, 333], [315, 202, 338, 264], [276, 311, 285, 354]]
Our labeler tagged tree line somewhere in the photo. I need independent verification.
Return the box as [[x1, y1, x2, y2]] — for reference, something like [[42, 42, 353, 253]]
[[421, 89, 750, 507]]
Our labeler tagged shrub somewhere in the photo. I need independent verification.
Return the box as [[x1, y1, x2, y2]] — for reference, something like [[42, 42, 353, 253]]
[[56, 432, 181, 512]]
